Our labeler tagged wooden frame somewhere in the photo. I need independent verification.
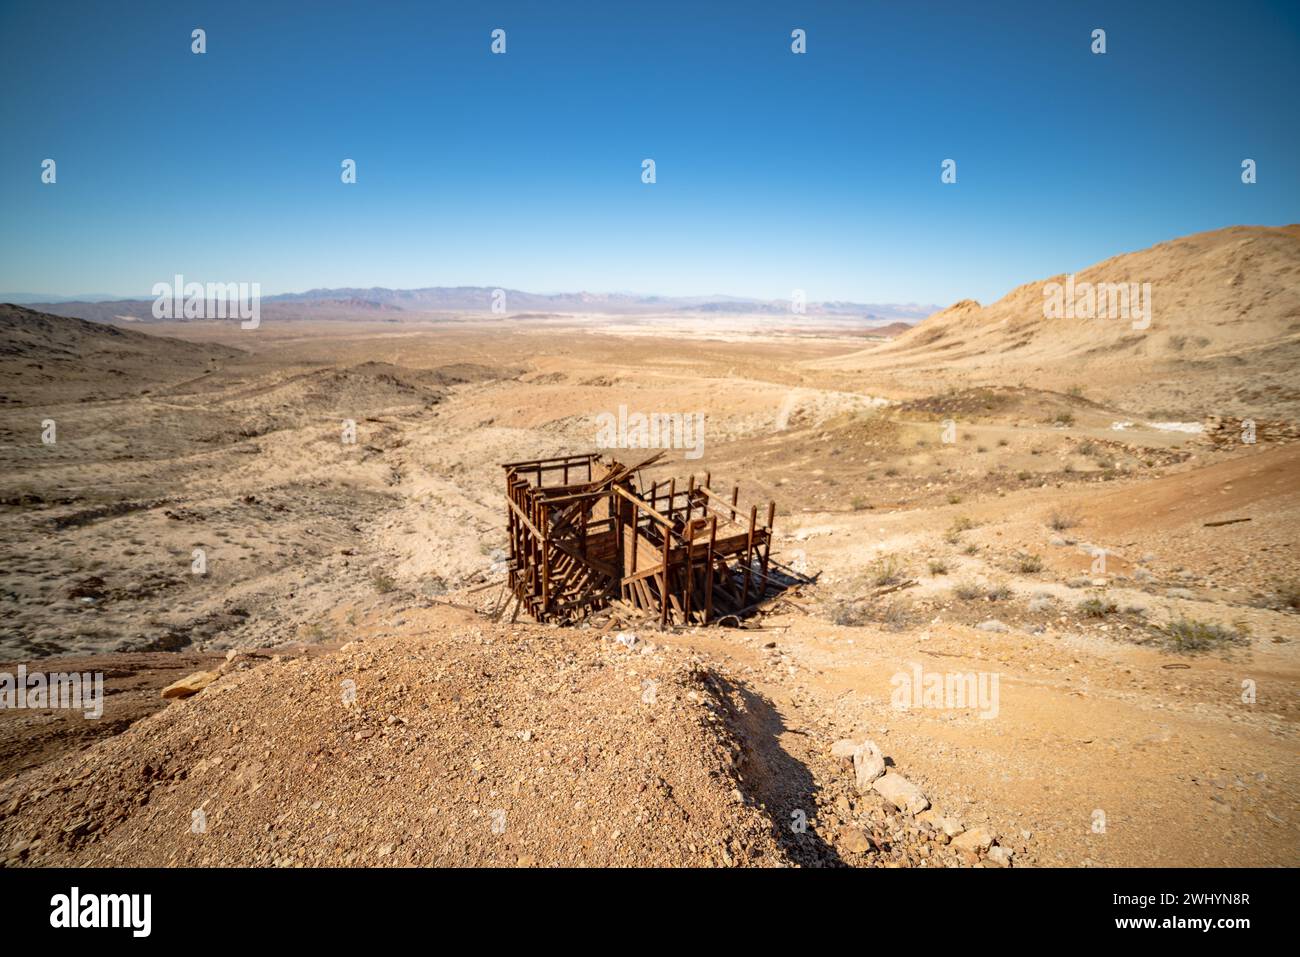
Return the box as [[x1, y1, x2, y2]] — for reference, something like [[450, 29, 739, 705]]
[[500, 453, 778, 626]]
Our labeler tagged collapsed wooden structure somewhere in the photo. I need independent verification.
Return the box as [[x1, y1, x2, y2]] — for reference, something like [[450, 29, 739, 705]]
[[502, 452, 778, 626]]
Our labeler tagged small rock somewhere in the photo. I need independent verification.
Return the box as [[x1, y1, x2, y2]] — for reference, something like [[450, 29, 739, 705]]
[[830, 739, 859, 762], [161, 671, 219, 699], [987, 844, 1014, 867], [919, 809, 963, 836], [840, 828, 873, 854], [977, 619, 1009, 632], [872, 771, 929, 815], [852, 740, 886, 792], [952, 827, 994, 852]]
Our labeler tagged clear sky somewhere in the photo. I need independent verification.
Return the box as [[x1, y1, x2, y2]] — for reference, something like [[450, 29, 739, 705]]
[[1, 0, 1297, 305]]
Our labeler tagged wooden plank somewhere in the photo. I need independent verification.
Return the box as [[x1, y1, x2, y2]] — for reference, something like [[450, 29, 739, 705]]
[[705, 516, 717, 624]]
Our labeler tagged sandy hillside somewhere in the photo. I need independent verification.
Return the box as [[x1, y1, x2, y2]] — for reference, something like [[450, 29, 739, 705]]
[[0, 304, 243, 406], [815, 225, 1300, 418]]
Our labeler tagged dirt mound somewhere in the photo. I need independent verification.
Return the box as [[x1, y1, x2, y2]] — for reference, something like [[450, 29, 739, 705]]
[[0, 623, 791, 866], [896, 386, 1120, 426], [0, 305, 242, 406], [238, 362, 516, 416]]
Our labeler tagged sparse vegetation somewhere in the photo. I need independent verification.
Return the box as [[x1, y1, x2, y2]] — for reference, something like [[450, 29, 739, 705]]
[[1162, 618, 1249, 653], [947, 493, 962, 504], [829, 600, 869, 627], [953, 580, 984, 601], [986, 581, 1013, 601], [1017, 554, 1044, 574], [1048, 507, 1081, 531], [943, 514, 977, 544], [1078, 597, 1117, 618], [851, 495, 869, 511], [828, 597, 912, 631], [1053, 411, 1075, 426], [868, 554, 906, 587], [370, 571, 397, 594], [927, 559, 949, 575]]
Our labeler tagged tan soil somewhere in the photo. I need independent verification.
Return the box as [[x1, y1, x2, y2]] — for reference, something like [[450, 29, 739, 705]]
[[1, 225, 1297, 867]]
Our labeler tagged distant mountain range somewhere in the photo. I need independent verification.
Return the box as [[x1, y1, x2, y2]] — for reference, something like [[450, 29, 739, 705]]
[[3, 286, 938, 326]]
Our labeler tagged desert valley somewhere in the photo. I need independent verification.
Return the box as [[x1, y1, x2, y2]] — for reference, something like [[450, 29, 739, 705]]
[[1, 224, 1297, 868]]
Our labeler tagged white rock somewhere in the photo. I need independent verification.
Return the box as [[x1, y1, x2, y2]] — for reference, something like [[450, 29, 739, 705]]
[[830, 739, 859, 762], [871, 771, 929, 814], [852, 740, 886, 792], [977, 619, 1009, 632]]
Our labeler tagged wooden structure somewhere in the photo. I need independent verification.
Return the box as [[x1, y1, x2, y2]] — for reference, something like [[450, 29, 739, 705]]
[[501, 452, 778, 626]]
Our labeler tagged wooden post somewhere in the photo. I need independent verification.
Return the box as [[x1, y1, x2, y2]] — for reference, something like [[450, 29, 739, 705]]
[[629, 503, 638, 575], [683, 533, 693, 626], [579, 496, 588, 560], [659, 531, 671, 628], [730, 486, 739, 523], [541, 503, 551, 618], [760, 500, 776, 592], [705, 516, 718, 624], [741, 505, 757, 607]]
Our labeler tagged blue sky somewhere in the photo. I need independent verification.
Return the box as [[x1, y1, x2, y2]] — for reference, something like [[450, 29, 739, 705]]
[[1, 0, 1297, 305]]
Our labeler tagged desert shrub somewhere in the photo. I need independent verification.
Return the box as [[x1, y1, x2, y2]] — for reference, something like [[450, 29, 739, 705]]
[[1162, 618, 1249, 652], [829, 600, 869, 626], [1017, 554, 1044, 574], [1078, 597, 1117, 618], [986, 582, 1013, 601], [851, 495, 869, 511], [1017, 471, 1034, 481], [947, 493, 962, 504], [1053, 411, 1075, 426], [829, 598, 911, 631], [874, 600, 912, 632], [370, 571, 397, 594], [928, 559, 949, 575], [1048, 508, 1081, 531], [953, 580, 983, 601], [944, 515, 975, 544], [868, 554, 906, 587]]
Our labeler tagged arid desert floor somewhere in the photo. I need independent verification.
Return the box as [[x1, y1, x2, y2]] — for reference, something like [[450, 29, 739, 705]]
[[1, 226, 1298, 868]]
